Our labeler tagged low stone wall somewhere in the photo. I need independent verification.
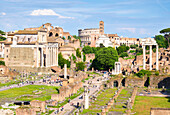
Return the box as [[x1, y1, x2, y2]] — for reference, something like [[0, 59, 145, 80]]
[[30, 100, 45, 113], [129, 87, 138, 109], [16, 107, 36, 115], [125, 77, 144, 87], [8, 66, 52, 73], [51, 71, 87, 102], [0, 109, 14, 115], [150, 108, 170, 115]]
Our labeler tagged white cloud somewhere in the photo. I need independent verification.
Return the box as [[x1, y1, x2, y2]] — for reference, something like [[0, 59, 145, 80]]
[[118, 28, 136, 33], [1, 12, 6, 16], [30, 9, 74, 19]]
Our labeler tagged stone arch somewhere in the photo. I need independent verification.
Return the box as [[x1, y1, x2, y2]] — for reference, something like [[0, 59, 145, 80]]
[[49, 32, 53, 37], [104, 84, 107, 87], [144, 77, 150, 87], [55, 33, 59, 37], [158, 77, 170, 89], [114, 81, 118, 87], [121, 78, 125, 87]]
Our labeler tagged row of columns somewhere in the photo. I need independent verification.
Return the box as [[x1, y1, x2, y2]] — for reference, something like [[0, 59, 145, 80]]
[[36, 46, 58, 68], [143, 44, 159, 70]]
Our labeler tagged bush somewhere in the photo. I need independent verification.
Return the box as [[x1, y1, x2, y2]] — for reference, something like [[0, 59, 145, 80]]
[[130, 50, 135, 53], [135, 69, 152, 78], [0, 61, 5, 66], [76, 62, 86, 71], [120, 52, 128, 58], [155, 71, 159, 76], [136, 48, 143, 54], [58, 53, 70, 69], [82, 46, 93, 54], [116, 45, 129, 55], [76, 48, 81, 58], [136, 53, 142, 56]]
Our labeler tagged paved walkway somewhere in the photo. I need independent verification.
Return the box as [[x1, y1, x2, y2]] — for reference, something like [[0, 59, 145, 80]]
[[51, 76, 106, 115], [0, 81, 58, 91]]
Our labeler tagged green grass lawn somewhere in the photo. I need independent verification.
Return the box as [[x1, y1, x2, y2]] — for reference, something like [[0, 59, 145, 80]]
[[0, 85, 60, 101], [81, 88, 117, 115], [109, 88, 133, 113], [86, 71, 100, 76], [124, 55, 135, 60], [132, 96, 170, 115]]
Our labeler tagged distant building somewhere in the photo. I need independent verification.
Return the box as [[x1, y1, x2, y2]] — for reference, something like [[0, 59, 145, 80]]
[[95, 35, 113, 47], [78, 21, 104, 47], [4, 23, 81, 73]]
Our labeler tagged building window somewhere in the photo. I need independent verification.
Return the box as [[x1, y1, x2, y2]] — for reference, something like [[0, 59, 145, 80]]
[[7, 49, 8, 52], [6, 55, 8, 58]]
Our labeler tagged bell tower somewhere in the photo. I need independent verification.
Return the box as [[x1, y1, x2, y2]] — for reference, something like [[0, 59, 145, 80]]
[[99, 21, 104, 35]]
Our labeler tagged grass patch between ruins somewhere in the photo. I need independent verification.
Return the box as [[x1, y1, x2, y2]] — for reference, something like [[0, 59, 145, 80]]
[[132, 96, 170, 115], [81, 88, 117, 115], [0, 85, 60, 102]]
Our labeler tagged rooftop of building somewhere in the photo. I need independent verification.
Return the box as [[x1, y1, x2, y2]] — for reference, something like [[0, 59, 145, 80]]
[[78, 28, 99, 31]]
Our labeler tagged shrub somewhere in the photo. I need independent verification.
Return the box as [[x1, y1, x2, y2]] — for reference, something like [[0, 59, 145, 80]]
[[135, 69, 152, 78], [120, 52, 128, 58], [155, 71, 159, 76], [0, 61, 5, 66], [130, 50, 135, 53]]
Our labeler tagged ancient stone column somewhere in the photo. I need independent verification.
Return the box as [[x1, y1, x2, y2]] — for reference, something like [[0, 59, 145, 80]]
[[150, 45, 152, 70], [52, 47, 53, 66], [46, 47, 48, 67], [84, 86, 89, 109], [50, 47, 52, 66], [54, 47, 56, 66], [57, 47, 58, 66], [53, 47, 55, 66], [49, 47, 51, 66], [156, 45, 159, 70], [36, 46, 39, 67], [81, 52, 83, 62], [119, 63, 121, 73], [115, 63, 117, 74], [41, 48, 44, 67], [64, 64, 67, 79], [143, 45, 146, 70]]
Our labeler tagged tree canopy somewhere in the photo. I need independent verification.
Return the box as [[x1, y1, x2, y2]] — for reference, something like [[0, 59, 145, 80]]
[[58, 53, 70, 69], [0, 30, 6, 41], [116, 45, 129, 55], [160, 28, 170, 34], [76, 48, 81, 58], [76, 62, 86, 71], [155, 35, 168, 48], [82, 46, 93, 54], [0, 61, 5, 66], [91, 47, 118, 70]]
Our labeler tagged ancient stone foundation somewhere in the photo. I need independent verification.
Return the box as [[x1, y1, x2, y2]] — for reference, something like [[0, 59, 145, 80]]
[[150, 108, 170, 115], [51, 71, 87, 102]]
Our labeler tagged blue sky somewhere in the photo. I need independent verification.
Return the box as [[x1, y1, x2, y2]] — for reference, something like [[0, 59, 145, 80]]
[[0, 0, 170, 38]]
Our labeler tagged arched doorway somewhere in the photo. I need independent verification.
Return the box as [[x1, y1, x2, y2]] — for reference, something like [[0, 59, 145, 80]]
[[55, 33, 59, 37], [144, 77, 150, 87], [121, 78, 125, 87], [114, 81, 118, 87], [49, 32, 53, 37]]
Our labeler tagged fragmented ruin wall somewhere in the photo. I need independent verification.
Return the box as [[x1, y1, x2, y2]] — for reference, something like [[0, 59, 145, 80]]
[[150, 108, 170, 115], [8, 47, 35, 67], [150, 75, 170, 89]]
